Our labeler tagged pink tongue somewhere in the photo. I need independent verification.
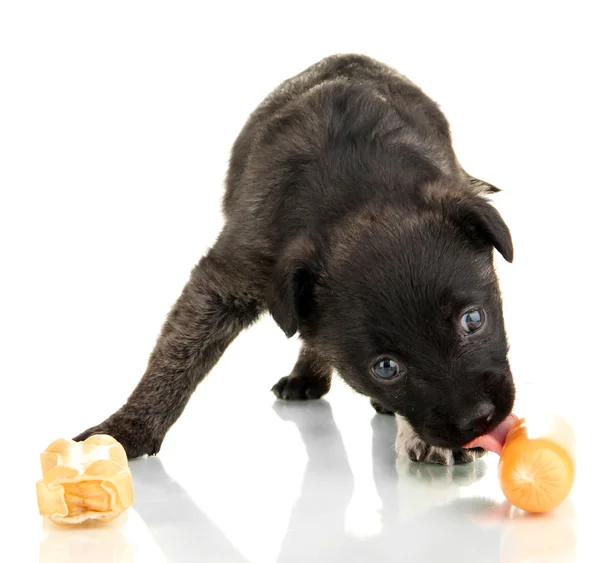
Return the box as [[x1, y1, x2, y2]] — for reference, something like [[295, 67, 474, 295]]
[[463, 414, 518, 456]]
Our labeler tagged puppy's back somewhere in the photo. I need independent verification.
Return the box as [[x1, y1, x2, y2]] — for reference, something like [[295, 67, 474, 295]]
[[223, 55, 460, 248]]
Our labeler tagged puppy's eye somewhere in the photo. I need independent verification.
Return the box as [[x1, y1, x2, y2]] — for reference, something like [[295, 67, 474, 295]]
[[460, 308, 485, 334], [371, 358, 401, 380]]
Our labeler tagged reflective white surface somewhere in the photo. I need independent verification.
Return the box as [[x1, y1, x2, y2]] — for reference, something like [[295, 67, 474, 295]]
[[15, 379, 594, 563], [2, 1, 599, 562]]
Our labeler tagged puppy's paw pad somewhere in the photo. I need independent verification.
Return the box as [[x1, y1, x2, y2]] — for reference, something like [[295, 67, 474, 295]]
[[271, 374, 329, 400], [403, 443, 486, 466], [406, 443, 454, 465]]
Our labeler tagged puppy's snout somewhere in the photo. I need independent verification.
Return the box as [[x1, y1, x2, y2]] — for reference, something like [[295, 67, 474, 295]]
[[457, 401, 495, 437]]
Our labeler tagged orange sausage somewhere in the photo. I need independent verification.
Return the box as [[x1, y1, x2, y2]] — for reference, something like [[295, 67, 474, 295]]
[[497, 415, 575, 513]]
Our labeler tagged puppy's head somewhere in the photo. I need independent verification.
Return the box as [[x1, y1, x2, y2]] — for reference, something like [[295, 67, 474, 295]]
[[267, 188, 515, 450]]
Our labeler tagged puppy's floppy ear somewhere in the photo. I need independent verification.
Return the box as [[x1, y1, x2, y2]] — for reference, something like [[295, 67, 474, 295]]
[[443, 194, 514, 263], [267, 235, 323, 338], [467, 175, 501, 194]]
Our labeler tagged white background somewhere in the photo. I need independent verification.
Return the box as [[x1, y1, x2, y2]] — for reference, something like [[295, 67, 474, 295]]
[[1, 2, 599, 562]]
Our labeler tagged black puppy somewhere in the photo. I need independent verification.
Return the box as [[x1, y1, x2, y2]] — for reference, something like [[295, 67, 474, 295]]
[[75, 54, 515, 464]]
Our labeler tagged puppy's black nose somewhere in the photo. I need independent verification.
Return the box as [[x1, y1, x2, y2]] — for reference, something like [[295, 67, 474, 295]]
[[458, 402, 495, 435]]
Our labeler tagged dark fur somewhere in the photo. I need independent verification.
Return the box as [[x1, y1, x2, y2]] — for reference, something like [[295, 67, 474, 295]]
[[75, 54, 515, 461]]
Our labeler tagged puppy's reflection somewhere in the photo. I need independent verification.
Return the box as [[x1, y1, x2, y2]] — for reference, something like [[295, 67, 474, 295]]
[[273, 401, 498, 562], [130, 456, 251, 563], [371, 414, 489, 526], [273, 400, 354, 560], [272, 401, 576, 563], [57, 402, 575, 563]]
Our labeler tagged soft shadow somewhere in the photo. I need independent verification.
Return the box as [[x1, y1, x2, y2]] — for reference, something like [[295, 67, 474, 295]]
[[373, 417, 576, 562], [480, 498, 578, 563], [272, 401, 495, 562], [39, 404, 576, 563], [372, 414, 489, 523], [38, 514, 135, 563], [130, 456, 251, 563], [272, 400, 355, 562], [37, 458, 249, 563], [271, 401, 574, 563]]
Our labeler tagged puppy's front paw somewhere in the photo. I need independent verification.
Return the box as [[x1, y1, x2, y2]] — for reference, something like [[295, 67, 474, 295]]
[[73, 415, 163, 460], [452, 447, 486, 464], [271, 374, 330, 400], [395, 415, 485, 466]]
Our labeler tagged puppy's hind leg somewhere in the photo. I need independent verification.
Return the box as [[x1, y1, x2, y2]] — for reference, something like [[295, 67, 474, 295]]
[[74, 233, 266, 459], [271, 347, 332, 401]]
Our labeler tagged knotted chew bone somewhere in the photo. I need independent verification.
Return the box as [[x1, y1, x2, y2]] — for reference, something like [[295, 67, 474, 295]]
[[36, 434, 134, 524]]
